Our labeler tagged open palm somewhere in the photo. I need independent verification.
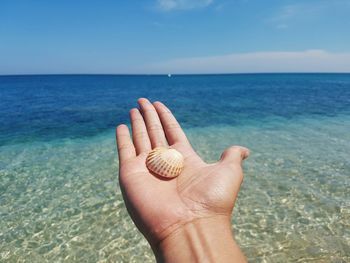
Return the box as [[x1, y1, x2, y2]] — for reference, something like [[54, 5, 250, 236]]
[[116, 98, 249, 247]]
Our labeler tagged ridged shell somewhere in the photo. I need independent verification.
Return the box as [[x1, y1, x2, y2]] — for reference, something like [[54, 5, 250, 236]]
[[146, 147, 184, 178]]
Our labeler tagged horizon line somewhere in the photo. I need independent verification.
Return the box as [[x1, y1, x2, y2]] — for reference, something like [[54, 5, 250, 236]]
[[1, 72, 350, 77]]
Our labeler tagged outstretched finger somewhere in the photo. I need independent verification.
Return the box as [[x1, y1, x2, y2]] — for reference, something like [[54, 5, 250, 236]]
[[153, 101, 189, 146], [130, 108, 152, 154], [138, 98, 168, 148], [116, 124, 136, 163]]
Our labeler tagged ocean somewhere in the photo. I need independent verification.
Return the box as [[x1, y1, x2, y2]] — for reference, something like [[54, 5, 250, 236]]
[[0, 74, 349, 262]]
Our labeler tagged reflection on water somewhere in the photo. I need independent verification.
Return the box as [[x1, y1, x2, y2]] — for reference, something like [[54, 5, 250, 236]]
[[1, 114, 349, 262]]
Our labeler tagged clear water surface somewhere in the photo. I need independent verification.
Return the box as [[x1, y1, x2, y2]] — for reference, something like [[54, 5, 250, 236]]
[[0, 74, 349, 262]]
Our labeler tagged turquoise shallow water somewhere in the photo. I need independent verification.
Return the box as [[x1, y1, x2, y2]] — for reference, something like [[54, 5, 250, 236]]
[[1, 74, 350, 262], [1, 114, 349, 262]]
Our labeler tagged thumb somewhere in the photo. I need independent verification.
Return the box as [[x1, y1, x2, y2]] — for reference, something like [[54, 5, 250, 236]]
[[220, 146, 250, 167]]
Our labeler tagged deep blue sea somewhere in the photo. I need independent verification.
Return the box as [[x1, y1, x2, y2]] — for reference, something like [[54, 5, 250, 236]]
[[0, 74, 349, 262]]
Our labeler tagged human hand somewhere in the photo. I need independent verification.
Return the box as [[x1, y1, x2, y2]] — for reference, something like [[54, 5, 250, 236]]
[[116, 98, 249, 262]]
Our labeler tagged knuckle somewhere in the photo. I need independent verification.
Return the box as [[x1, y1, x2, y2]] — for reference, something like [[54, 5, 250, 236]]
[[118, 134, 130, 140], [166, 122, 181, 130], [118, 143, 131, 150], [132, 116, 145, 124], [133, 131, 148, 139], [159, 111, 172, 117], [147, 123, 163, 132]]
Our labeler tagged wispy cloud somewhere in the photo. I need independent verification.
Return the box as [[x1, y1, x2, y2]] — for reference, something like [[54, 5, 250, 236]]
[[146, 50, 350, 73], [269, 1, 350, 28], [271, 4, 301, 22], [157, 0, 213, 11]]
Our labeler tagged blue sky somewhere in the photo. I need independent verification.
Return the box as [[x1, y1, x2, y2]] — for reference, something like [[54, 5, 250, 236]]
[[1, 0, 350, 74]]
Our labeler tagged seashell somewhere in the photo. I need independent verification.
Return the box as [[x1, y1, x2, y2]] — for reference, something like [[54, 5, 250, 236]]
[[146, 147, 184, 178]]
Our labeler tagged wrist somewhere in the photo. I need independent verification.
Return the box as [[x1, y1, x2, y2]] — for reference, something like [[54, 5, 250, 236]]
[[153, 216, 246, 263]]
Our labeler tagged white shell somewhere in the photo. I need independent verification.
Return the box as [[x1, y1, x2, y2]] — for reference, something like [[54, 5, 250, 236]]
[[146, 147, 184, 178]]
